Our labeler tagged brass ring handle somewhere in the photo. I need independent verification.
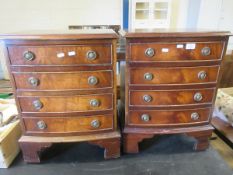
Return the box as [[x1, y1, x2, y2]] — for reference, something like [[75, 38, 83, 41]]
[[91, 119, 100, 128], [141, 114, 150, 122], [86, 50, 97, 60], [90, 99, 100, 107], [23, 51, 35, 61], [28, 77, 39, 87], [194, 92, 203, 102], [33, 100, 43, 110], [37, 120, 47, 130], [144, 73, 153, 81], [143, 95, 152, 103], [88, 76, 98, 85], [201, 47, 211, 56], [191, 112, 199, 120], [198, 71, 207, 80], [145, 48, 155, 57]]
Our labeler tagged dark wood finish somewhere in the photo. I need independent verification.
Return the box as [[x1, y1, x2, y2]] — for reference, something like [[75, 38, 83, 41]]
[[13, 71, 112, 90], [16, 88, 113, 97], [219, 54, 233, 88], [18, 94, 113, 113], [19, 142, 52, 163], [122, 29, 230, 153], [123, 133, 154, 153], [124, 124, 214, 134], [19, 131, 120, 162], [8, 44, 112, 65], [130, 89, 215, 106], [0, 29, 118, 40], [89, 138, 120, 159], [186, 129, 213, 151], [10, 65, 113, 72], [130, 66, 219, 85], [23, 115, 113, 134], [123, 125, 213, 153], [130, 42, 224, 62], [1, 29, 120, 162], [122, 29, 232, 38], [128, 108, 211, 126]]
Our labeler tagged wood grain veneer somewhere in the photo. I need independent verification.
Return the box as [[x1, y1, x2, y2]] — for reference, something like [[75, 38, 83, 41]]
[[122, 29, 231, 153], [0, 29, 120, 162]]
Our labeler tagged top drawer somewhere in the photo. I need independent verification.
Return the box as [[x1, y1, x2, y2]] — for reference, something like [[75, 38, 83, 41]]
[[129, 42, 224, 62], [7, 45, 112, 65]]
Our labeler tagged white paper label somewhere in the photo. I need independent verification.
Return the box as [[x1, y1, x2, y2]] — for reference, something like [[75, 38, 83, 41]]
[[186, 43, 196, 50], [162, 48, 169, 52], [68, 51, 76, 56], [57, 52, 65, 58], [177, 44, 184, 48]]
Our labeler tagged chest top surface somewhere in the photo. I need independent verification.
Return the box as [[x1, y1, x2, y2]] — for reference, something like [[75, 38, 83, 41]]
[[0, 29, 118, 40], [121, 29, 232, 38]]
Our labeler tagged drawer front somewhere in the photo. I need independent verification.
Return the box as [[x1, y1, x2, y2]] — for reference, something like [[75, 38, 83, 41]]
[[18, 94, 113, 113], [130, 42, 223, 62], [13, 71, 112, 90], [130, 89, 215, 106], [8, 45, 112, 65], [130, 66, 219, 85], [128, 108, 211, 126], [23, 115, 113, 133]]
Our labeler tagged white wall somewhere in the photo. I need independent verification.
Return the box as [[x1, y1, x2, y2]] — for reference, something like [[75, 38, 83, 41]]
[[0, 0, 122, 79], [175, 0, 189, 28], [197, 0, 222, 29], [218, 0, 233, 51], [197, 0, 233, 51], [0, 0, 122, 33], [186, 0, 201, 28]]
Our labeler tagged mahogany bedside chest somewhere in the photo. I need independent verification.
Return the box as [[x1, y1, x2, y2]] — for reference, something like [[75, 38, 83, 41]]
[[121, 29, 231, 153], [0, 29, 120, 162]]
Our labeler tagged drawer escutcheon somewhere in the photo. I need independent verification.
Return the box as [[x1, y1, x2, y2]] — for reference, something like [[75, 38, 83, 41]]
[[88, 76, 99, 85], [86, 50, 97, 60], [145, 48, 155, 57], [91, 119, 100, 128], [198, 71, 207, 80], [33, 100, 43, 110], [36, 120, 47, 130], [191, 112, 200, 120], [90, 99, 100, 107], [141, 114, 150, 122], [193, 92, 203, 102], [23, 51, 35, 61], [28, 77, 39, 87], [201, 47, 211, 56], [144, 73, 154, 81], [143, 95, 153, 103]]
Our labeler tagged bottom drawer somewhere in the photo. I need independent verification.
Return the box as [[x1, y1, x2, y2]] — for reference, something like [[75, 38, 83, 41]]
[[128, 108, 211, 126], [23, 115, 113, 134]]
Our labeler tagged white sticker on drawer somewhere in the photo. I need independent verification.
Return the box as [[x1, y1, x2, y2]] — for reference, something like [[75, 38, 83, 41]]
[[57, 52, 65, 58], [177, 44, 184, 48], [68, 51, 76, 56], [162, 48, 169, 52], [186, 43, 196, 50]]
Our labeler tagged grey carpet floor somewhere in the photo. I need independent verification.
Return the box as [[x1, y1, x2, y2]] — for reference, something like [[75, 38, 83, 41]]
[[1, 134, 232, 175]]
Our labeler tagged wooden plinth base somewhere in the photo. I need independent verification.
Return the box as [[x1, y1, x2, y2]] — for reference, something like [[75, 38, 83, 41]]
[[19, 131, 121, 163], [123, 125, 213, 154]]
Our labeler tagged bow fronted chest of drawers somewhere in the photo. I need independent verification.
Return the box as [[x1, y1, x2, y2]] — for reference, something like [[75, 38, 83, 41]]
[[1, 29, 120, 162], [121, 29, 231, 153]]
